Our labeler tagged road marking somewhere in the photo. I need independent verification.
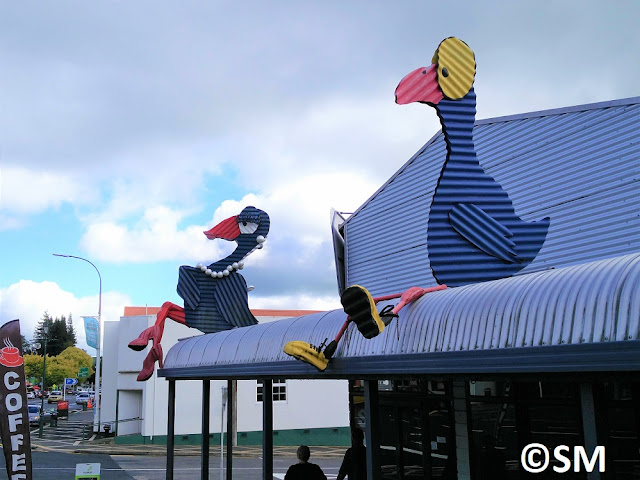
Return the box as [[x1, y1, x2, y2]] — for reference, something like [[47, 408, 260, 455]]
[[32, 445, 57, 452], [273, 475, 336, 480]]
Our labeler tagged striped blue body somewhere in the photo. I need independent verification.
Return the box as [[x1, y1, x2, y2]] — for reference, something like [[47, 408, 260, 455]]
[[174, 206, 270, 334], [428, 89, 550, 286], [177, 267, 256, 332]]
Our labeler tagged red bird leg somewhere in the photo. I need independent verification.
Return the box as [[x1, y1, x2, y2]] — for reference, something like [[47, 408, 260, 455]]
[[391, 285, 448, 315], [327, 286, 448, 358], [128, 302, 186, 351], [326, 295, 404, 357], [323, 317, 351, 359], [128, 301, 186, 382]]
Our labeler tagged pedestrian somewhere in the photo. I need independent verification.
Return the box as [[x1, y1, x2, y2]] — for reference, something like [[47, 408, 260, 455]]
[[284, 445, 327, 480], [337, 429, 367, 480]]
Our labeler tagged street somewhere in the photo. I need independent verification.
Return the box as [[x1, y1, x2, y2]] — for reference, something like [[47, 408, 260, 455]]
[[0, 398, 344, 479], [0, 452, 341, 480], [1, 450, 343, 479]]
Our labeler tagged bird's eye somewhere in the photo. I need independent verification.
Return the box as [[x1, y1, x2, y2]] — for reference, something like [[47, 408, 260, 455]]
[[239, 222, 259, 234], [441, 67, 449, 77]]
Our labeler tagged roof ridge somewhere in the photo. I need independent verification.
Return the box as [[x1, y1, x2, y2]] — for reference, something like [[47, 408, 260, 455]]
[[477, 96, 640, 126]]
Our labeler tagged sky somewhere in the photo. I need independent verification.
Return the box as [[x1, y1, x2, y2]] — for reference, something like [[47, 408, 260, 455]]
[[1, 1, 639, 352]]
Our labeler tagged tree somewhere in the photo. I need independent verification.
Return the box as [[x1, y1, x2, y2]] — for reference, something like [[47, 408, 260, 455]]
[[23, 354, 43, 384], [66, 314, 77, 346], [33, 312, 52, 355], [23, 348, 94, 390], [33, 311, 77, 356], [20, 335, 30, 353], [58, 347, 93, 379], [46, 356, 76, 387]]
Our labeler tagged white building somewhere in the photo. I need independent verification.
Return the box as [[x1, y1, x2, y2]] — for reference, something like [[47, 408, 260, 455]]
[[101, 307, 350, 446]]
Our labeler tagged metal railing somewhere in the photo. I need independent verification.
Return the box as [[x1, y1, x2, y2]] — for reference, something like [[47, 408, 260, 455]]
[[80, 417, 142, 440]]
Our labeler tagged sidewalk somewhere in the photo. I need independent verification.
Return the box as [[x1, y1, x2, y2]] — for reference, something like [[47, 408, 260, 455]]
[[72, 440, 345, 457], [31, 408, 345, 458]]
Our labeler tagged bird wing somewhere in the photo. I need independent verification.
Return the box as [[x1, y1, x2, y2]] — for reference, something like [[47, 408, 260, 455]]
[[449, 203, 518, 263], [214, 272, 258, 328], [177, 266, 201, 310]]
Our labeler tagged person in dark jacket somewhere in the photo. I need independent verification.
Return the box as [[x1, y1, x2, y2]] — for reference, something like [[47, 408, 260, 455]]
[[337, 429, 367, 480], [285, 445, 327, 480]]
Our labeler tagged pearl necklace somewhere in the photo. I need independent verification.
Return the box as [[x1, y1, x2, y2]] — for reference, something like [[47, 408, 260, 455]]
[[197, 235, 266, 279]]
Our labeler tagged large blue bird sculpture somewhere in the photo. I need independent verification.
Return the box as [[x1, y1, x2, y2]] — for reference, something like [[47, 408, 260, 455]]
[[395, 37, 550, 286], [129, 206, 270, 380], [285, 38, 551, 372]]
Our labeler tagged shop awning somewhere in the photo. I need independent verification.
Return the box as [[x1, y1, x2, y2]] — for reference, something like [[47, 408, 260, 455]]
[[158, 252, 640, 380]]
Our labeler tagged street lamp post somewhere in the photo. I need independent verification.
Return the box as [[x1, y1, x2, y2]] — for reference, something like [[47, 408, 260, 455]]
[[38, 321, 50, 438], [53, 254, 102, 433]]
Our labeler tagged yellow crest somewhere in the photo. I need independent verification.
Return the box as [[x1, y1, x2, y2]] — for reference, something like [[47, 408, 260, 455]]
[[432, 37, 476, 100]]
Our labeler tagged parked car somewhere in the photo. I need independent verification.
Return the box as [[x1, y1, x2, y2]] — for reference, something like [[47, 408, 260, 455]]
[[26, 391, 35, 399], [29, 406, 55, 426], [75, 393, 92, 405], [28, 405, 40, 426], [47, 391, 63, 403]]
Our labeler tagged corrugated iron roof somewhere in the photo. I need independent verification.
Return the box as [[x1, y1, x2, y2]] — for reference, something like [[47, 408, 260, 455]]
[[342, 96, 640, 297], [159, 252, 640, 379]]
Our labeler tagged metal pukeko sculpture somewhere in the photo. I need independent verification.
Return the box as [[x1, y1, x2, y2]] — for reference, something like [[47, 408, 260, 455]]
[[129, 206, 269, 381], [395, 37, 550, 286], [285, 37, 551, 370]]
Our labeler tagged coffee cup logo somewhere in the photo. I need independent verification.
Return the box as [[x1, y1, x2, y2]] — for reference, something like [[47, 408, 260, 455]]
[[0, 339, 23, 367]]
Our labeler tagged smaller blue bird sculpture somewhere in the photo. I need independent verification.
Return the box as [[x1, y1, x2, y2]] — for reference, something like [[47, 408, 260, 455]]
[[395, 37, 550, 286], [129, 206, 270, 380]]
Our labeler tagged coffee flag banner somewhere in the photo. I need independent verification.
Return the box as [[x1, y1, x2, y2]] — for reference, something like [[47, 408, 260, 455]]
[[0, 319, 33, 479], [82, 316, 99, 350]]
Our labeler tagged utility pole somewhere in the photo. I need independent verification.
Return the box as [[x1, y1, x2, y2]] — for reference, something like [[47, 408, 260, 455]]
[[38, 321, 50, 438], [53, 254, 103, 433]]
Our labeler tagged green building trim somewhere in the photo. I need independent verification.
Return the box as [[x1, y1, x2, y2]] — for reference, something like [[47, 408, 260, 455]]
[[114, 426, 350, 446]]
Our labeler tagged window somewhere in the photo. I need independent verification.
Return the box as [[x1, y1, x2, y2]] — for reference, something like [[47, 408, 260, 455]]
[[257, 378, 287, 402]]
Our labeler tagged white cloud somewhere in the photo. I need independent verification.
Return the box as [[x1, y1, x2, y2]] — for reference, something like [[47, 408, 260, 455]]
[[231, 91, 441, 192], [0, 280, 131, 351], [0, 213, 25, 232], [79, 171, 378, 268], [250, 293, 340, 312], [0, 166, 96, 214], [80, 205, 233, 263]]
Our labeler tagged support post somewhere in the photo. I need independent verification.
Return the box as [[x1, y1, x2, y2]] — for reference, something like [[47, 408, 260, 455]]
[[364, 380, 381, 480], [262, 379, 273, 480], [580, 383, 602, 480], [226, 380, 234, 480], [167, 380, 176, 480], [232, 379, 238, 446], [452, 379, 471, 480], [202, 380, 210, 480], [115, 390, 120, 437]]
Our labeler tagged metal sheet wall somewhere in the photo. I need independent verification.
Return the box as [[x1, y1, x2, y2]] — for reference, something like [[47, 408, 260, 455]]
[[344, 99, 640, 296]]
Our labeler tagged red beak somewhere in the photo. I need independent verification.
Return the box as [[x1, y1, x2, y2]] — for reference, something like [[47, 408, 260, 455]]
[[204, 215, 240, 240], [395, 64, 443, 105]]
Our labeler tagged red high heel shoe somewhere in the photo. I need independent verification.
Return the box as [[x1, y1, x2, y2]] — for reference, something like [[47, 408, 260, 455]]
[[137, 343, 164, 382], [128, 325, 159, 351]]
